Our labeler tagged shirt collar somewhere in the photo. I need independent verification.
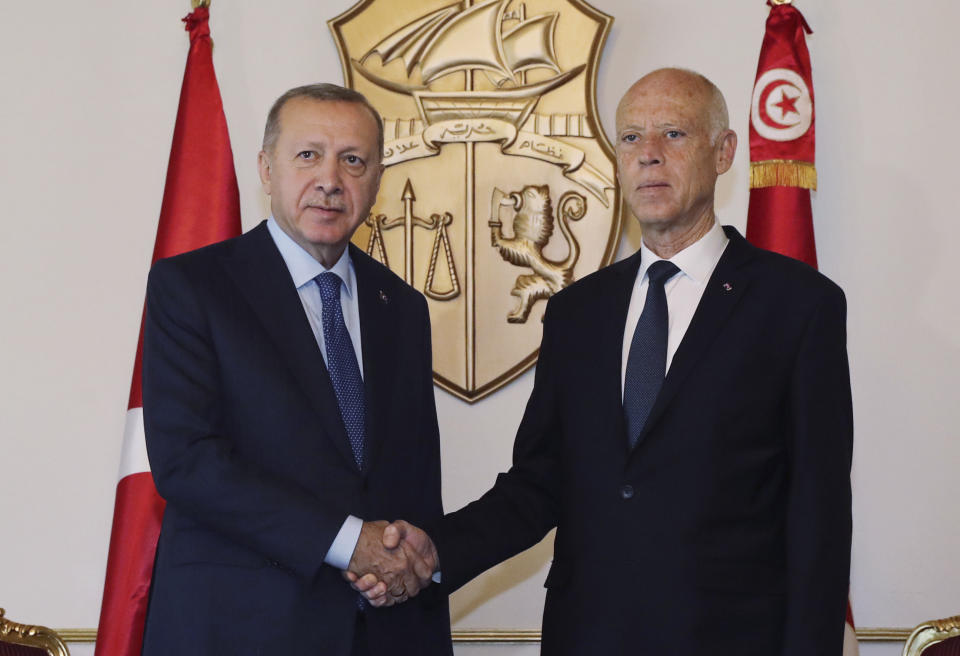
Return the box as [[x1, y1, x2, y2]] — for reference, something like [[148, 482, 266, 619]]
[[638, 219, 728, 284], [266, 217, 357, 299]]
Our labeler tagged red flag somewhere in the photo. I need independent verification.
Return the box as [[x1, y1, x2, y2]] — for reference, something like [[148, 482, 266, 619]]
[[844, 603, 860, 656], [746, 3, 858, 654], [95, 5, 241, 654], [746, 0, 817, 267]]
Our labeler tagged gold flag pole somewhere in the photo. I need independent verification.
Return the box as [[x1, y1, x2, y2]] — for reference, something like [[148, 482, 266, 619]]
[[189, 0, 214, 50]]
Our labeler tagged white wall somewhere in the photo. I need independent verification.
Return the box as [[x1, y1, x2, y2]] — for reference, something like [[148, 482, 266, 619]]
[[1, 0, 958, 653]]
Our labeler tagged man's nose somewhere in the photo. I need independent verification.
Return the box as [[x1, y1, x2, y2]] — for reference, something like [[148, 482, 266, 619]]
[[313, 156, 343, 193], [637, 139, 663, 166]]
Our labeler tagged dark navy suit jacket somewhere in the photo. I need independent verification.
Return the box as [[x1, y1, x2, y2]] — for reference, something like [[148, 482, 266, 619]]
[[433, 226, 853, 655], [141, 222, 452, 655]]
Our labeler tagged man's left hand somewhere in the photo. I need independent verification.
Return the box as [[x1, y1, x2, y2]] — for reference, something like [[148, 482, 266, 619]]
[[343, 520, 438, 607]]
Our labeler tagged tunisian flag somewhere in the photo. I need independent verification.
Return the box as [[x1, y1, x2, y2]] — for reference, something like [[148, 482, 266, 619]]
[[746, 0, 817, 267], [746, 3, 858, 655], [95, 5, 241, 654]]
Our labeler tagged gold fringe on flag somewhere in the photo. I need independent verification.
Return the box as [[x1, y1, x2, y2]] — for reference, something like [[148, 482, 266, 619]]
[[749, 159, 817, 190]]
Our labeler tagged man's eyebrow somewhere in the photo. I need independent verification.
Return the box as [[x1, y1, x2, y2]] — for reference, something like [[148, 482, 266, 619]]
[[294, 140, 362, 153], [294, 140, 325, 151], [617, 121, 686, 132]]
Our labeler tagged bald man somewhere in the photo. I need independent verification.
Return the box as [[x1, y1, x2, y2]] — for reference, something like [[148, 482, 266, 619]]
[[358, 68, 853, 654]]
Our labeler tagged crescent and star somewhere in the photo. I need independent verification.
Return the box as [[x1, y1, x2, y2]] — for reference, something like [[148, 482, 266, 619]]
[[759, 80, 802, 129]]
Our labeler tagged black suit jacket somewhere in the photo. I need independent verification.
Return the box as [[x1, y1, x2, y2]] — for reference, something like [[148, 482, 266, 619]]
[[141, 222, 452, 655], [433, 226, 852, 655]]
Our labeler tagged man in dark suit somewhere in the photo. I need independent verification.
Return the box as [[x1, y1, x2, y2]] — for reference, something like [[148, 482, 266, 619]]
[[141, 84, 451, 655], [358, 68, 853, 654]]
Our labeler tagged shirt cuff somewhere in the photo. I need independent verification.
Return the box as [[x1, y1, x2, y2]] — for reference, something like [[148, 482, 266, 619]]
[[323, 515, 363, 570]]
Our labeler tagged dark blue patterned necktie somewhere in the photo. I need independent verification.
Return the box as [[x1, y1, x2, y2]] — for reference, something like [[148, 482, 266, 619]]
[[623, 260, 680, 449], [316, 272, 365, 470]]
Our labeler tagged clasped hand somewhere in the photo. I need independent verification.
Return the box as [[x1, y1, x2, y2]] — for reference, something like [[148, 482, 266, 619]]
[[343, 520, 437, 607]]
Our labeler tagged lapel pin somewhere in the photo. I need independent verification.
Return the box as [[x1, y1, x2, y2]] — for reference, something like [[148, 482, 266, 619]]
[[722, 282, 733, 292], [378, 289, 389, 304]]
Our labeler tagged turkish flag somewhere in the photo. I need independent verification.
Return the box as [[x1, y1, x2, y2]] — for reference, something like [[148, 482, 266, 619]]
[[94, 6, 241, 655], [746, 0, 817, 267]]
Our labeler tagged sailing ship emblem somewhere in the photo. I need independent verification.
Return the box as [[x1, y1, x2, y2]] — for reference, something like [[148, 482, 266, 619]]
[[330, 0, 622, 402], [355, 0, 584, 123]]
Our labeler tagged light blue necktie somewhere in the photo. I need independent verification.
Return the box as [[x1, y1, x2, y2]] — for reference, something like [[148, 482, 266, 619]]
[[316, 272, 365, 470], [623, 260, 679, 449]]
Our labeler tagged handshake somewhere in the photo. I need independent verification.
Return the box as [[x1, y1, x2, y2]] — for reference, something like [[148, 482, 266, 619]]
[[342, 520, 438, 607]]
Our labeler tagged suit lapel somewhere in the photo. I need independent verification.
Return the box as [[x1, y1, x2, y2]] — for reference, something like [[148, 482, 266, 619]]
[[351, 244, 398, 475], [601, 250, 645, 458], [220, 222, 358, 470], [632, 226, 757, 449]]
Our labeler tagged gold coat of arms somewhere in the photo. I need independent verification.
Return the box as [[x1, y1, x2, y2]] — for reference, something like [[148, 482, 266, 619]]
[[330, 0, 622, 402]]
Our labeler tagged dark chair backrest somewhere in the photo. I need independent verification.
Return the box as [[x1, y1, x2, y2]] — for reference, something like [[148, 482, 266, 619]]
[[924, 635, 960, 656], [0, 642, 49, 656]]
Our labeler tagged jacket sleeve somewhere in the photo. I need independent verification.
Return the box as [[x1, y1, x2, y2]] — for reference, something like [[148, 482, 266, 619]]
[[142, 257, 347, 581], [432, 298, 564, 592], [781, 283, 854, 655], [417, 294, 445, 524]]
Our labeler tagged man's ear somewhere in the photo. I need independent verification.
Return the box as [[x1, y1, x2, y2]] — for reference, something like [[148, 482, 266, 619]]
[[715, 130, 737, 175], [257, 150, 272, 195]]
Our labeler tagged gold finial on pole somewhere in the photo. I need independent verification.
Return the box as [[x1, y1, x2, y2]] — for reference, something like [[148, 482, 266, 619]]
[[192, 0, 210, 8]]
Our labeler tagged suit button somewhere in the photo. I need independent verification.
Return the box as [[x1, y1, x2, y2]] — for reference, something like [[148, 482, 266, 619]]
[[620, 484, 634, 500]]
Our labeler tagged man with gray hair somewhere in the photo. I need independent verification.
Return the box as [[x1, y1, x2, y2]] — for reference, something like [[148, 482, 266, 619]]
[[358, 68, 853, 654], [141, 83, 451, 655]]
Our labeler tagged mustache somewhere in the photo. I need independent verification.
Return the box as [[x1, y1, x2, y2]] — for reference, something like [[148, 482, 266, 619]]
[[303, 199, 345, 211]]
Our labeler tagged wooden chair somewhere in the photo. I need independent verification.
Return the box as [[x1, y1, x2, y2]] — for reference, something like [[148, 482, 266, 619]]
[[0, 609, 69, 656], [903, 615, 960, 656]]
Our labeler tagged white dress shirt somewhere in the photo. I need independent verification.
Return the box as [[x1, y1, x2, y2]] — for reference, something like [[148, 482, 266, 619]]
[[621, 220, 729, 399], [267, 217, 363, 570]]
